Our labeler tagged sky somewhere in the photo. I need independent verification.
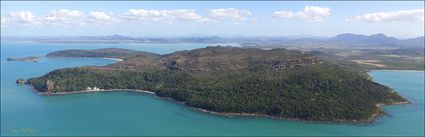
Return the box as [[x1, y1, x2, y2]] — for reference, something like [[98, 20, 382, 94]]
[[1, 1, 424, 38]]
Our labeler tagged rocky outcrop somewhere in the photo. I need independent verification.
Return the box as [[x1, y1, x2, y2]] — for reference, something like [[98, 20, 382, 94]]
[[165, 60, 180, 70], [16, 79, 26, 84], [44, 80, 55, 91], [272, 57, 322, 70]]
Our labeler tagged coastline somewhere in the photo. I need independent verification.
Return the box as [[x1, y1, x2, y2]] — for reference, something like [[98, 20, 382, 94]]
[[366, 69, 425, 74], [39, 89, 155, 96], [33, 88, 410, 124], [101, 58, 124, 62], [365, 69, 424, 81], [369, 69, 425, 72], [45, 56, 124, 62], [188, 100, 410, 125]]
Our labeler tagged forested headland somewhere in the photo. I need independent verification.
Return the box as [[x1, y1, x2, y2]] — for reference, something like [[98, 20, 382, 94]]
[[27, 46, 408, 122]]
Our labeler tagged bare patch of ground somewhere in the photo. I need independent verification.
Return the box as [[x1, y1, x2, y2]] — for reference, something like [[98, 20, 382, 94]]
[[352, 60, 387, 68]]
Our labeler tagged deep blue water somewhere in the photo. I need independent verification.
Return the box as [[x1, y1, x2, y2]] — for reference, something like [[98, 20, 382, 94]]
[[1, 41, 424, 136]]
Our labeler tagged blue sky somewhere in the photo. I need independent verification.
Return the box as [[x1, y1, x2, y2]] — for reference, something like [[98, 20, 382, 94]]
[[1, 1, 424, 38]]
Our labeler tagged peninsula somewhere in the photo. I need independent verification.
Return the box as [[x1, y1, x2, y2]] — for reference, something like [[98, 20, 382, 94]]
[[27, 46, 408, 122], [46, 48, 160, 60]]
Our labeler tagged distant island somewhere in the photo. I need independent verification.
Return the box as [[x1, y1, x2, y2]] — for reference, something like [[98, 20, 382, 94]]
[[46, 48, 160, 60], [7, 56, 41, 62], [26, 46, 408, 123], [3, 33, 424, 48]]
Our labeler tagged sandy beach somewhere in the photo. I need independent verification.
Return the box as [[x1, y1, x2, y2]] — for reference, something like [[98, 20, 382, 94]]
[[102, 58, 124, 62]]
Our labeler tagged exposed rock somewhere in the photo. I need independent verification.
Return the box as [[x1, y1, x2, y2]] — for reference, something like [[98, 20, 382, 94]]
[[86, 86, 101, 91], [16, 79, 26, 84], [165, 60, 180, 70], [44, 80, 55, 91], [272, 57, 322, 70], [93, 87, 100, 91]]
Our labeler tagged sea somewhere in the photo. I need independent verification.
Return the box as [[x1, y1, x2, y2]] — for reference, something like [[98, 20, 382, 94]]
[[1, 40, 424, 136]]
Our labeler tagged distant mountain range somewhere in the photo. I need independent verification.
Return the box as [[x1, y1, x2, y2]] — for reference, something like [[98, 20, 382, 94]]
[[2, 33, 424, 48], [243, 33, 424, 48], [328, 33, 424, 47]]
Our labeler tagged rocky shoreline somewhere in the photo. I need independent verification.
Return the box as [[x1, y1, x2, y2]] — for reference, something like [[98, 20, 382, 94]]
[[144, 90, 410, 124], [37, 89, 155, 96], [32, 87, 411, 124], [187, 100, 410, 125]]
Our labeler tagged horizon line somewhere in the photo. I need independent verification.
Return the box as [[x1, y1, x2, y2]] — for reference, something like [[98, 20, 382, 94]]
[[1, 33, 424, 39]]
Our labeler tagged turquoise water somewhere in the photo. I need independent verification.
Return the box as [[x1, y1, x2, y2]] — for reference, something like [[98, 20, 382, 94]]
[[1, 41, 424, 136]]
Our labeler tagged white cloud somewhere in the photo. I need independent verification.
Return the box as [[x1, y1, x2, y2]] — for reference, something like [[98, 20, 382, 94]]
[[352, 9, 424, 23], [88, 11, 118, 25], [89, 11, 113, 21], [122, 9, 203, 22], [43, 9, 85, 25], [1, 8, 253, 27], [7, 11, 38, 24], [208, 8, 252, 21], [273, 6, 331, 22]]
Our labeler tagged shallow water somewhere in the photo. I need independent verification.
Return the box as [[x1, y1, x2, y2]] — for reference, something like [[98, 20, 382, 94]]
[[1, 41, 424, 136]]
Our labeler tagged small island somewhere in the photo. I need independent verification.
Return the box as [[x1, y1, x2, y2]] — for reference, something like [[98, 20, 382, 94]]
[[16, 79, 26, 84], [7, 56, 41, 62], [27, 46, 408, 123]]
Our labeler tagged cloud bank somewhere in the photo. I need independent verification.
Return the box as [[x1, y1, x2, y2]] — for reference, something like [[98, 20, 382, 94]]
[[208, 8, 252, 21], [7, 11, 38, 25], [122, 9, 203, 22], [1, 8, 253, 27], [2, 7, 423, 28], [273, 6, 331, 22], [352, 9, 424, 23]]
